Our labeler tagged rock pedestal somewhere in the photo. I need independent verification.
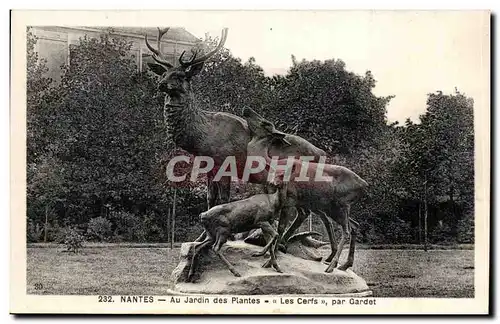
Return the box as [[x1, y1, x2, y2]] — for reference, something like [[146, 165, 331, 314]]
[[169, 241, 372, 296]]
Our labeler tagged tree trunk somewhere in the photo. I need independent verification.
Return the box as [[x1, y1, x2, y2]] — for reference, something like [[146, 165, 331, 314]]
[[166, 207, 171, 245], [171, 189, 177, 249], [424, 174, 428, 252], [450, 183, 457, 236], [44, 204, 49, 243], [418, 202, 422, 244], [448, 160, 457, 236], [308, 213, 313, 232]]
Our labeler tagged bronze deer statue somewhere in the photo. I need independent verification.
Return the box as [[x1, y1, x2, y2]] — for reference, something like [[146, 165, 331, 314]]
[[145, 28, 327, 238], [244, 107, 368, 272], [188, 165, 293, 279]]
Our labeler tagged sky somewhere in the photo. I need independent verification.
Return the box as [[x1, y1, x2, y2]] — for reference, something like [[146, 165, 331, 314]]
[[174, 11, 489, 123]]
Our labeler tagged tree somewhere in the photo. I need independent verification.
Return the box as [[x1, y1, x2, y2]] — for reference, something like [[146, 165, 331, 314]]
[[27, 33, 170, 231], [399, 90, 474, 243], [192, 33, 270, 116], [27, 27, 60, 240], [27, 154, 67, 241], [27, 27, 54, 169], [265, 57, 393, 155]]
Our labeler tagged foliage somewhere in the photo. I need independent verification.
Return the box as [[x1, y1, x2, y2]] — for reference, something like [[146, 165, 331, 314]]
[[266, 58, 393, 155], [457, 214, 475, 244], [27, 27, 53, 165], [110, 210, 143, 242], [27, 31, 176, 230], [87, 217, 113, 242], [63, 227, 85, 253], [192, 33, 269, 116], [27, 28, 52, 98], [27, 219, 44, 243], [110, 209, 164, 242], [27, 28, 62, 234], [397, 90, 475, 243]]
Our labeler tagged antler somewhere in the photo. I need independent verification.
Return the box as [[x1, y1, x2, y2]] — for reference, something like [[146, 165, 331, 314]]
[[178, 49, 198, 68], [145, 27, 174, 68], [179, 28, 228, 67]]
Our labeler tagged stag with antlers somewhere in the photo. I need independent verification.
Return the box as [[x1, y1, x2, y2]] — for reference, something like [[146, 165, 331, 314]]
[[145, 28, 327, 242]]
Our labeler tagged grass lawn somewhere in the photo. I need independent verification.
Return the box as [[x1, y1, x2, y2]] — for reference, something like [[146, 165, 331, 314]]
[[347, 249, 474, 297], [27, 246, 474, 297]]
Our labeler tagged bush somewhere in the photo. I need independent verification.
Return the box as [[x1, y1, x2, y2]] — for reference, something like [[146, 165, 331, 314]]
[[46, 220, 66, 242], [87, 217, 112, 242], [110, 210, 145, 242], [63, 227, 85, 253], [457, 214, 474, 244], [27, 219, 67, 243], [385, 217, 413, 243], [27, 220, 44, 243], [111, 210, 169, 243], [54, 225, 71, 244]]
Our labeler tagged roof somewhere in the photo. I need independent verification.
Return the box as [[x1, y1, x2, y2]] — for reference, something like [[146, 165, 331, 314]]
[[90, 27, 201, 44]]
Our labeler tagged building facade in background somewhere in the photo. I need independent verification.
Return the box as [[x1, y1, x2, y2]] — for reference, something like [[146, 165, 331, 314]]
[[31, 26, 200, 80]]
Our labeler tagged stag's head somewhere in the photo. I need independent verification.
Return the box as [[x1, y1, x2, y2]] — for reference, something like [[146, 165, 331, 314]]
[[145, 27, 228, 96]]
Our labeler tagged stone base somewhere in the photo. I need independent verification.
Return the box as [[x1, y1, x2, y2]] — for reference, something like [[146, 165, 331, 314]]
[[170, 241, 372, 296]]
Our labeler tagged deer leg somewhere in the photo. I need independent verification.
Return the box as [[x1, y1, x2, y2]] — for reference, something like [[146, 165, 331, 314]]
[[252, 227, 276, 257], [212, 230, 241, 277], [212, 227, 227, 252], [252, 241, 273, 257], [261, 205, 298, 268], [325, 207, 350, 273], [274, 210, 289, 253], [188, 234, 214, 280], [338, 218, 359, 271], [261, 257, 273, 268], [215, 250, 241, 277], [207, 173, 218, 209], [197, 174, 218, 243], [262, 207, 294, 259], [317, 211, 337, 263], [324, 228, 346, 273], [194, 231, 207, 242], [269, 236, 282, 273], [281, 207, 308, 243], [259, 222, 282, 273], [277, 207, 291, 239], [218, 178, 239, 241], [219, 177, 231, 204], [207, 184, 218, 210]]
